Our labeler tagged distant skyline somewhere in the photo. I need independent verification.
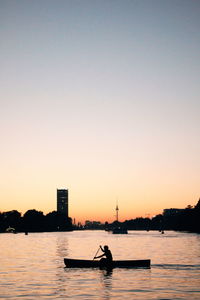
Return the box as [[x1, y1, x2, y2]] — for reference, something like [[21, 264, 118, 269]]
[[0, 0, 199, 223]]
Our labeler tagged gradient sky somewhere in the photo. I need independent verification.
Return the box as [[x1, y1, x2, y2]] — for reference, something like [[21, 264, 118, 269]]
[[1, 0, 199, 223]]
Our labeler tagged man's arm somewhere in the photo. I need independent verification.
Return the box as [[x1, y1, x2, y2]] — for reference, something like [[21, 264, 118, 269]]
[[93, 245, 105, 259], [94, 253, 105, 259], [100, 245, 104, 252]]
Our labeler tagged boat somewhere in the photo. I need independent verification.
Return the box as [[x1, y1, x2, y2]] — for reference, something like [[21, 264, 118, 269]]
[[5, 227, 16, 233], [112, 227, 128, 234], [64, 258, 151, 269]]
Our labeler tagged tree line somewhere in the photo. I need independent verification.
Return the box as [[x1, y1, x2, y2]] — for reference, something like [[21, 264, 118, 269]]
[[0, 209, 72, 233], [108, 198, 200, 233], [1, 198, 199, 233]]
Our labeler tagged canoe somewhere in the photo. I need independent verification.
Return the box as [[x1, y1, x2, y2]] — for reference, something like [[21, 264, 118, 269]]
[[64, 258, 151, 269]]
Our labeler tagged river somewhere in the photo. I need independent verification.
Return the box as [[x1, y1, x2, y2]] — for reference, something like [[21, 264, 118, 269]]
[[0, 230, 200, 299]]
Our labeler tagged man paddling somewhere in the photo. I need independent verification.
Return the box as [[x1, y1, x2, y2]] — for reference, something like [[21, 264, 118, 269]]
[[94, 245, 113, 266]]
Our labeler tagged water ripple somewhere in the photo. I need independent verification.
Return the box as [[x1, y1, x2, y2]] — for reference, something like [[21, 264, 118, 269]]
[[153, 264, 200, 270], [1, 231, 200, 299]]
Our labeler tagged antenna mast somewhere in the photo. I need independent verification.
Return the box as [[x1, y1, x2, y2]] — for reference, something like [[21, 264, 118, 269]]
[[116, 201, 119, 222]]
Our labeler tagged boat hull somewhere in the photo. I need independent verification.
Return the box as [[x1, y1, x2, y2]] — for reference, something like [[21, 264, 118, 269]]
[[64, 258, 151, 269], [112, 228, 128, 234]]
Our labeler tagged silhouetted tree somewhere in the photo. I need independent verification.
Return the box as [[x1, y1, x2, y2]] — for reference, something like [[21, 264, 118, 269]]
[[23, 209, 45, 232], [45, 211, 59, 231], [193, 199, 200, 233], [0, 210, 21, 232], [151, 214, 164, 230], [45, 211, 72, 231], [0, 212, 5, 232], [194, 199, 200, 211]]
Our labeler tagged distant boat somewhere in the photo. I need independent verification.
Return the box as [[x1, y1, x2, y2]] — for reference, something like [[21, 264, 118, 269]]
[[112, 227, 128, 234], [64, 258, 150, 269], [5, 227, 16, 233]]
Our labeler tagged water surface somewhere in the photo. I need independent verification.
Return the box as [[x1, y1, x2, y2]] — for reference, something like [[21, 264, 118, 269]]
[[0, 230, 200, 299]]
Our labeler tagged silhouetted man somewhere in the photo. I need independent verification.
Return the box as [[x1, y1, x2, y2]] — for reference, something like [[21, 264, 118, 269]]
[[94, 245, 113, 266]]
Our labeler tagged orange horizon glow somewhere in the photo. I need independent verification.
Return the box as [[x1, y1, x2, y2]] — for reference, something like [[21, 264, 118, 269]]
[[1, 1, 199, 224], [1, 186, 199, 225]]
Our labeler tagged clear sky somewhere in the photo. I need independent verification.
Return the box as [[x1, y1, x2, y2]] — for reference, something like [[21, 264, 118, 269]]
[[0, 0, 199, 223]]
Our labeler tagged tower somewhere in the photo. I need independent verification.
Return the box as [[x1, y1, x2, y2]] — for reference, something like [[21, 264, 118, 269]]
[[116, 203, 119, 222], [57, 189, 68, 217]]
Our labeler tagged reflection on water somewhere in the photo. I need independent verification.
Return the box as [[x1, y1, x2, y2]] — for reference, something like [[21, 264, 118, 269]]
[[0, 231, 200, 299], [100, 269, 113, 300], [56, 234, 69, 258]]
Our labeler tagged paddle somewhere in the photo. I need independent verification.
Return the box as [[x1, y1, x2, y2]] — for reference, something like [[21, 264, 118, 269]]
[[93, 246, 101, 260]]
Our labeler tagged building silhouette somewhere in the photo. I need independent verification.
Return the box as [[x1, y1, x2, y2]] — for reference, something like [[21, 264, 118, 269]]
[[57, 189, 68, 217], [163, 208, 184, 217]]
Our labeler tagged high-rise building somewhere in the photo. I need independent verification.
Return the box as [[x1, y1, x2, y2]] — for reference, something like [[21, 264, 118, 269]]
[[57, 189, 68, 217]]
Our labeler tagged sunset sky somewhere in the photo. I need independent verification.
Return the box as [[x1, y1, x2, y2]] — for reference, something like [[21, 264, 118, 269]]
[[1, 0, 199, 223]]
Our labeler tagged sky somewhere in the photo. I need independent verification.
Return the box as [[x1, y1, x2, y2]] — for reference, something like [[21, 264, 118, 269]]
[[0, 0, 199, 223]]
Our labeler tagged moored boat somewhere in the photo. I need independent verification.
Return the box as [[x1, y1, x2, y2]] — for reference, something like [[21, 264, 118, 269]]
[[64, 258, 151, 269], [112, 227, 128, 234]]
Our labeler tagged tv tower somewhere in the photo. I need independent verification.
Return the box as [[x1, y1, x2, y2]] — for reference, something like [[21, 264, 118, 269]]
[[116, 202, 119, 222]]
